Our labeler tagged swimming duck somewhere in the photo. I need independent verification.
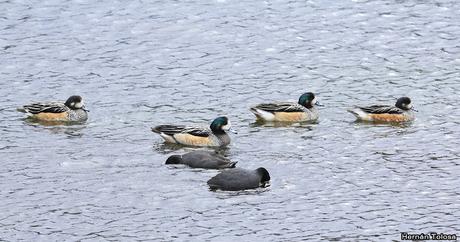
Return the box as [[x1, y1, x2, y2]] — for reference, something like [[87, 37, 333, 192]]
[[151, 116, 234, 147], [18, 95, 89, 122], [207, 167, 271, 191], [347, 97, 416, 122], [250, 92, 320, 122], [165, 150, 237, 169]]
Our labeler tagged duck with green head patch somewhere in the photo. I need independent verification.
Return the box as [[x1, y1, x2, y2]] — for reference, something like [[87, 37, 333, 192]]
[[151, 116, 235, 147], [18, 95, 89, 122], [250, 92, 320, 122], [347, 97, 416, 122]]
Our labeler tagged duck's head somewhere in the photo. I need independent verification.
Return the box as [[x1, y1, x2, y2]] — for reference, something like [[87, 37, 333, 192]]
[[298, 92, 320, 108], [210, 116, 235, 133], [65, 95, 88, 111], [395, 97, 415, 111], [256, 167, 271, 187]]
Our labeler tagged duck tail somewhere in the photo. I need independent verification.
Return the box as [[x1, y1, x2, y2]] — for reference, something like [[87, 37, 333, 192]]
[[249, 107, 259, 115], [347, 107, 368, 120], [151, 126, 161, 133], [347, 108, 360, 117], [17, 107, 27, 113], [250, 107, 274, 121], [249, 107, 261, 118]]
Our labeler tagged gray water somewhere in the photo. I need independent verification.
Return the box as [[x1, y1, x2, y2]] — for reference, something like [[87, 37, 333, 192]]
[[1, 0, 460, 241]]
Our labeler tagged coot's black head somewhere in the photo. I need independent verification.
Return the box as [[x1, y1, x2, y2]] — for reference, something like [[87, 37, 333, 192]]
[[165, 155, 183, 165], [210, 116, 231, 132], [395, 97, 412, 110], [64, 95, 84, 110], [256, 167, 271, 187], [298, 92, 318, 108]]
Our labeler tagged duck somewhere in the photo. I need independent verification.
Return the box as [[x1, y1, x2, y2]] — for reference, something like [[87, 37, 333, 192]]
[[347, 97, 416, 122], [207, 167, 271, 191], [165, 150, 237, 169], [250, 92, 320, 122], [151, 116, 234, 147], [18, 95, 89, 122]]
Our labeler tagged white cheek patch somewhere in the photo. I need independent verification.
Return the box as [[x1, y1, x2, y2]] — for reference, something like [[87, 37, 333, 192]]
[[222, 122, 231, 131], [406, 103, 412, 109], [311, 97, 316, 104], [74, 102, 83, 108]]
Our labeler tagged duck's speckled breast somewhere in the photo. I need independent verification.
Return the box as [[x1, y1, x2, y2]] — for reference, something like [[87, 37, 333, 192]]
[[69, 109, 88, 122], [214, 133, 231, 147]]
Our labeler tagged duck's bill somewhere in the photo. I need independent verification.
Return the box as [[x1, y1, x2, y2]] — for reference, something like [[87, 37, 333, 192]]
[[229, 128, 238, 134], [82, 106, 90, 112], [411, 107, 418, 112], [315, 101, 324, 106]]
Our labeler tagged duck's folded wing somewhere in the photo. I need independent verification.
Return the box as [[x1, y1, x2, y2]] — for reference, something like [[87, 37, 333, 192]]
[[182, 127, 211, 137], [359, 105, 403, 114], [253, 102, 304, 113], [23, 102, 68, 114], [152, 125, 210, 137]]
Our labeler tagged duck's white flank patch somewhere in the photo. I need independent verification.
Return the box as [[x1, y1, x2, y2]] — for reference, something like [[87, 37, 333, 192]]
[[251, 108, 276, 121]]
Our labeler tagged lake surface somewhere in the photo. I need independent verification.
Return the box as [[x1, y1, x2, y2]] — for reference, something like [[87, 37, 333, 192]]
[[1, 0, 459, 241]]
